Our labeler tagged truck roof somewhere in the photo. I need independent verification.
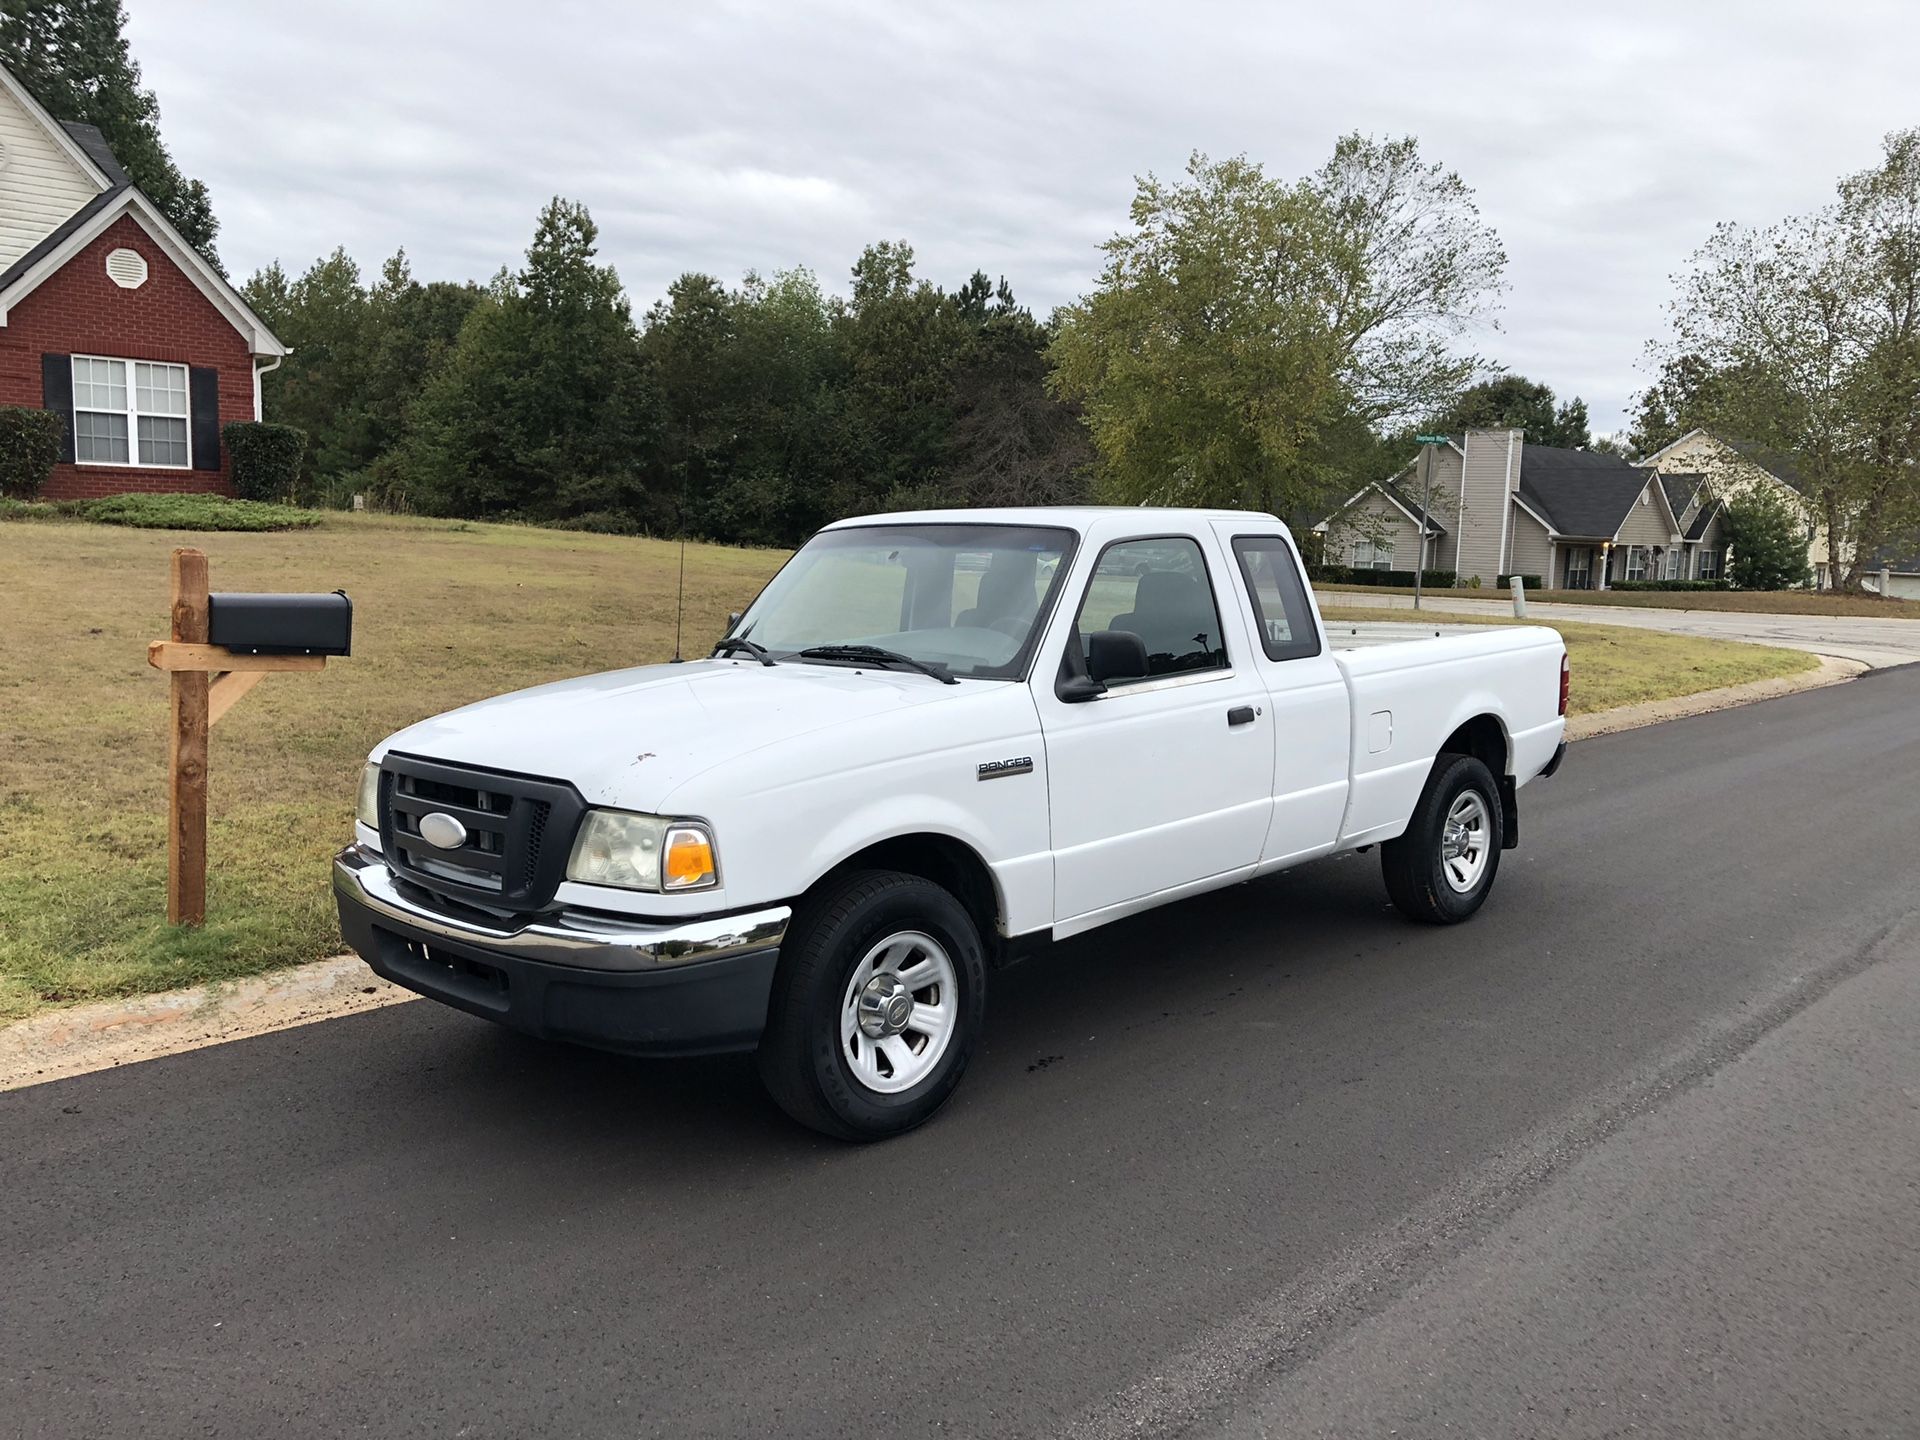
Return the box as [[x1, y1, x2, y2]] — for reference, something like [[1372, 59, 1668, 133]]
[[824, 506, 1286, 532]]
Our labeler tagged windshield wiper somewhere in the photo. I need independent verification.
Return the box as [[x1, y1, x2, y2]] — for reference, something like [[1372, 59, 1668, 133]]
[[712, 636, 776, 667], [797, 644, 960, 685]]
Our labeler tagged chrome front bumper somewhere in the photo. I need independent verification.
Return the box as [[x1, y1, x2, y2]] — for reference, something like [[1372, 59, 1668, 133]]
[[331, 846, 790, 974]]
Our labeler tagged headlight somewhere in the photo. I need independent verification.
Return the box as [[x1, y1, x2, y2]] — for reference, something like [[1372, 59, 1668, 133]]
[[356, 762, 380, 828], [566, 811, 719, 892]]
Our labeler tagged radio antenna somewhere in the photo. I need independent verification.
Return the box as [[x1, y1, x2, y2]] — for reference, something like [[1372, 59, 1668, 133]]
[[670, 471, 689, 663]]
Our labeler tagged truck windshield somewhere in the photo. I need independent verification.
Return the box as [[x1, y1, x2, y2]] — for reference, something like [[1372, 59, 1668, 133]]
[[733, 523, 1078, 681]]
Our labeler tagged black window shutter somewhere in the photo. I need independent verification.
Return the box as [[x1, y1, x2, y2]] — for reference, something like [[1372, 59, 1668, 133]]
[[40, 354, 76, 463], [189, 367, 221, 471]]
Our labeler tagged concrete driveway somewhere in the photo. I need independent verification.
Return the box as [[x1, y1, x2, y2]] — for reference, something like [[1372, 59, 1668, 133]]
[[1321, 589, 1920, 668]]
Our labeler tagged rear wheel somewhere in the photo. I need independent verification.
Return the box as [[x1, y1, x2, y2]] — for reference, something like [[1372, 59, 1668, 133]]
[[758, 870, 986, 1140], [1381, 753, 1503, 924]]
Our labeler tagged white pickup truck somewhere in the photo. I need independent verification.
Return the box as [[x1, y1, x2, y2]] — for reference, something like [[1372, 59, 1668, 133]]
[[335, 508, 1567, 1138]]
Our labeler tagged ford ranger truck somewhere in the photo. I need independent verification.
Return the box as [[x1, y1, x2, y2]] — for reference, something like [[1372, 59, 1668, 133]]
[[335, 508, 1568, 1139]]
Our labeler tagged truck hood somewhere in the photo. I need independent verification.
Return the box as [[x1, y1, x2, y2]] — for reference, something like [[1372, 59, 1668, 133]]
[[373, 658, 994, 811]]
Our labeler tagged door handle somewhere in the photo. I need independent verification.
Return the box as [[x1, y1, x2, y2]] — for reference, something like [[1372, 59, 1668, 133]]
[[1227, 705, 1257, 727]]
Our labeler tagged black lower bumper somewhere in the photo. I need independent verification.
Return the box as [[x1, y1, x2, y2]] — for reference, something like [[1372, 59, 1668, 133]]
[[1539, 740, 1568, 779], [336, 882, 780, 1058]]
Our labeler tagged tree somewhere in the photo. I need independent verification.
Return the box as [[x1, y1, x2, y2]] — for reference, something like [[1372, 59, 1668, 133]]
[[398, 199, 653, 520], [0, 0, 221, 266], [1723, 485, 1813, 590], [1049, 141, 1504, 517], [1653, 129, 1920, 588], [1425, 375, 1592, 448], [244, 249, 372, 495]]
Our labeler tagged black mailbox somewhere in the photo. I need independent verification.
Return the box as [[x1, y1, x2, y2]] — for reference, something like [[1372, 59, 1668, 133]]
[[207, 591, 353, 656]]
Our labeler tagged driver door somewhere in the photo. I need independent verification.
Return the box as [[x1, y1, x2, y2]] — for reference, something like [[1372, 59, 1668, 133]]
[[1035, 533, 1273, 933]]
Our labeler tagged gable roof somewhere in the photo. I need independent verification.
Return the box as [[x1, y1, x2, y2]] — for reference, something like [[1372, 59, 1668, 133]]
[[57, 121, 132, 188], [1685, 498, 1723, 541], [1636, 427, 1810, 495], [0, 63, 116, 191], [0, 67, 285, 358], [1314, 476, 1448, 535], [1515, 444, 1669, 539], [1660, 472, 1705, 517]]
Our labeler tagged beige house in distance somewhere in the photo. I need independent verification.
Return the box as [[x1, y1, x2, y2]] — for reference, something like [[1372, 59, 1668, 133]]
[[1318, 430, 1728, 590], [1633, 429, 1843, 588]]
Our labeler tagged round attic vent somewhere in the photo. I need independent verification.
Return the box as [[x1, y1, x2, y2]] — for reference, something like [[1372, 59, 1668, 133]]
[[106, 247, 149, 289]]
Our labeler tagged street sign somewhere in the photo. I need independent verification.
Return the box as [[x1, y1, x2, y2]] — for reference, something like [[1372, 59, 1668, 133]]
[[1414, 434, 1450, 444]]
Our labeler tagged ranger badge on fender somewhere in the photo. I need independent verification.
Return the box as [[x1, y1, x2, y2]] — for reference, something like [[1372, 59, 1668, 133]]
[[976, 756, 1034, 781]]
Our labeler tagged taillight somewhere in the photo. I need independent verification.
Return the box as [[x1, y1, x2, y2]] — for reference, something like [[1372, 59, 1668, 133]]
[[1558, 652, 1570, 716]]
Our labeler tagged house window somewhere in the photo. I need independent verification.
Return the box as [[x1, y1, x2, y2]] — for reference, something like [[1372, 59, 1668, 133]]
[[1625, 546, 1648, 582], [1662, 548, 1681, 580], [1350, 539, 1393, 570], [71, 356, 190, 468], [1697, 548, 1721, 580]]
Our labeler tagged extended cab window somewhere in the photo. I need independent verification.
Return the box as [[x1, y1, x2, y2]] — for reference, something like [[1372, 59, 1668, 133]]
[[1072, 537, 1229, 681], [1232, 536, 1322, 661]]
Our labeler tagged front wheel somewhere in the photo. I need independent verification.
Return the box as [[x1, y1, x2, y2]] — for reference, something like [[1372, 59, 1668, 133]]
[[758, 870, 986, 1140], [1381, 754, 1503, 924]]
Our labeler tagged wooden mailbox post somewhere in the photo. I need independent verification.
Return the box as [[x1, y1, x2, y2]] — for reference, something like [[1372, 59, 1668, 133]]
[[147, 547, 347, 926]]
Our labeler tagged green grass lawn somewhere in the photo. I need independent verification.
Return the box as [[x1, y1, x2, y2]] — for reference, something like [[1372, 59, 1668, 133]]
[[0, 512, 1819, 1021], [1314, 581, 1920, 620]]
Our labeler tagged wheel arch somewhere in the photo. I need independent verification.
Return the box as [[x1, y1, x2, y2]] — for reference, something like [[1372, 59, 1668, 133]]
[[806, 831, 1004, 958], [1436, 712, 1518, 849]]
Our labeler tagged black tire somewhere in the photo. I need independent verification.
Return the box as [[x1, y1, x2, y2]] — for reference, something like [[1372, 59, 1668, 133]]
[[758, 869, 986, 1141], [1381, 753, 1503, 925]]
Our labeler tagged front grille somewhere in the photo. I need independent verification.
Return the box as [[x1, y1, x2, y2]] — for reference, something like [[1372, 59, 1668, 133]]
[[378, 752, 587, 913]]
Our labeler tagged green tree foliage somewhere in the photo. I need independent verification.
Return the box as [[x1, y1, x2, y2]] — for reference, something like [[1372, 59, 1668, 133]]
[[243, 249, 481, 504], [1723, 485, 1813, 590], [398, 199, 654, 521], [0, 0, 220, 265], [1654, 129, 1920, 587], [1049, 140, 1504, 517], [1424, 375, 1592, 448]]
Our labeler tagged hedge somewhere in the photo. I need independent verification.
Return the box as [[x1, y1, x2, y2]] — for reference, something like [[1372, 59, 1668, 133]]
[[223, 421, 308, 502], [1495, 574, 1543, 590], [1318, 565, 1458, 588], [0, 406, 66, 499], [1606, 579, 1734, 592]]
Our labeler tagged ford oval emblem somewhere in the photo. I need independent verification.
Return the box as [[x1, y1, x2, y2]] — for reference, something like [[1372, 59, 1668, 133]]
[[418, 812, 469, 850]]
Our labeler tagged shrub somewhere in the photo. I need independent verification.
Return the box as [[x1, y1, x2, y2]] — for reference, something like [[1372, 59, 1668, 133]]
[[223, 422, 309, 503], [550, 510, 649, 536], [1319, 565, 1458, 588], [78, 493, 320, 532], [1496, 574, 1543, 590], [1723, 487, 1813, 590], [0, 497, 65, 522], [1607, 578, 1735, 592], [0, 406, 66, 499]]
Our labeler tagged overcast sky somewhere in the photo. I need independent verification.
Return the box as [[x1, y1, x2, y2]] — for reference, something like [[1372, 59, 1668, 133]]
[[128, 0, 1920, 436]]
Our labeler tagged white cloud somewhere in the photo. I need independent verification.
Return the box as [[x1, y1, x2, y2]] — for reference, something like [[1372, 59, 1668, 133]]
[[124, 0, 1920, 433]]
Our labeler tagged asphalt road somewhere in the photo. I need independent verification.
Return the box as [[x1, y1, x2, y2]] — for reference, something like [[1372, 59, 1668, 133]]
[[1326, 588, 1920, 668], [5, 669, 1919, 1438]]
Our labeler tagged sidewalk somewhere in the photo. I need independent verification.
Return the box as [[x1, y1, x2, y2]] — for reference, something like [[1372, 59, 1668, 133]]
[[1323, 588, 1920, 668]]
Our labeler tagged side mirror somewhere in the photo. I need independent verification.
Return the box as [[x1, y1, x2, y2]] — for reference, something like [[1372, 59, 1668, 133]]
[[726, 611, 742, 631], [1087, 629, 1149, 683], [1057, 674, 1106, 704]]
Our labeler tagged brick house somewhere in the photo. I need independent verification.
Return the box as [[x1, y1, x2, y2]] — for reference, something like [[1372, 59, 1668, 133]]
[[0, 61, 285, 500]]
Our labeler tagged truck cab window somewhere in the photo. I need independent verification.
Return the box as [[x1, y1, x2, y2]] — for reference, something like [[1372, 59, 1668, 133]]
[[1073, 537, 1228, 681], [1232, 535, 1322, 661]]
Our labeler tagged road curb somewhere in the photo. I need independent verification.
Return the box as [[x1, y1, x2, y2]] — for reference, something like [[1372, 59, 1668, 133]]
[[0, 657, 1868, 1091], [1565, 654, 1865, 740], [0, 955, 414, 1093]]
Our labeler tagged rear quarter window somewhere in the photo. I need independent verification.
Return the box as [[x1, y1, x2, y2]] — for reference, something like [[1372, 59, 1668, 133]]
[[1231, 535, 1322, 662]]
